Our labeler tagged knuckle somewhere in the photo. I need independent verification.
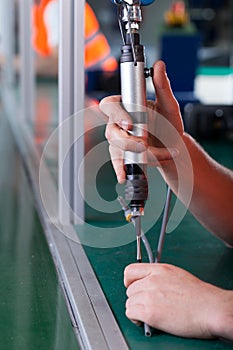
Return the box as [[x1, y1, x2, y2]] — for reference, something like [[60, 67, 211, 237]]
[[105, 126, 111, 140], [125, 308, 131, 319], [125, 297, 131, 308], [124, 264, 135, 276], [99, 99, 105, 111], [157, 263, 173, 275], [161, 263, 172, 271]]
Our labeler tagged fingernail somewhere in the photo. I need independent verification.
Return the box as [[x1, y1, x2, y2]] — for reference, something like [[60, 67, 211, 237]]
[[136, 142, 146, 152], [170, 148, 179, 157]]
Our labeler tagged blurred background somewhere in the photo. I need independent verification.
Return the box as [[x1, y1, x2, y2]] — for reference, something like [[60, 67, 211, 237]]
[[89, 0, 233, 67], [87, 0, 233, 138]]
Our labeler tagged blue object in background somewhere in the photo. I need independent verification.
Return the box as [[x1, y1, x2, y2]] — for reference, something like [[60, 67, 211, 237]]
[[160, 26, 201, 111], [140, 0, 155, 5], [160, 30, 201, 92], [187, 0, 222, 9]]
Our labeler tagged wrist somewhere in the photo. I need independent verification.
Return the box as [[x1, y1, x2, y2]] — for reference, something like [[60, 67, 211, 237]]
[[210, 290, 233, 341]]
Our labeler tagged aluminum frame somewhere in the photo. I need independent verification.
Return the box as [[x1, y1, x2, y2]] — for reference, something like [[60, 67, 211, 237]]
[[19, 0, 35, 122], [0, 0, 15, 86], [58, 0, 85, 225]]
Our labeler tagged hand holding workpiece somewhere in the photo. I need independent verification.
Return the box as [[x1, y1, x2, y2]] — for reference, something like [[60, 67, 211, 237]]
[[100, 60, 183, 184], [124, 263, 233, 340]]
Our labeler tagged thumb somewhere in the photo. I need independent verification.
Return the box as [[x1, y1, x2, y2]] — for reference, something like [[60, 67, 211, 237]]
[[152, 60, 180, 118]]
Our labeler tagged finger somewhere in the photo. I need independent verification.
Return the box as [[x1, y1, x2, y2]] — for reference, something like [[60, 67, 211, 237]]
[[147, 146, 179, 165], [109, 145, 125, 184], [108, 141, 150, 183], [124, 263, 156, 288], [105, 121, 147, 183], [105, 122, 147, 152], [126, 268, 161, 298], [99, 95, 132, 131], [125, 300, 148, 326], [131, 320, 143, 327], [126, 277, 149, 298], [126, 291, 148, 308], [152, 61, 180, 118]]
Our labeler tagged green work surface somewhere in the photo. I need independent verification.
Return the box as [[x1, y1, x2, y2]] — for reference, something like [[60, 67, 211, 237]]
[[81, 137, 233, 349], [0, 115, 79, 350]]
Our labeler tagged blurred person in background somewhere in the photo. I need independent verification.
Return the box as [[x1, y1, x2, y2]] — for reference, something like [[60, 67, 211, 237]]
[[0, 0, 118, 91]]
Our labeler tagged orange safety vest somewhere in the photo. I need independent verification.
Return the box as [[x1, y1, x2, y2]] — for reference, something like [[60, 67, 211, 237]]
[[32, 0, 118, 72]]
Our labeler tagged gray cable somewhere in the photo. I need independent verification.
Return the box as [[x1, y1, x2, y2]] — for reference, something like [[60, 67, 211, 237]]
[[155, 186, 172, 263], [117, 187, 172, 337], [119, 186, 172, 264]]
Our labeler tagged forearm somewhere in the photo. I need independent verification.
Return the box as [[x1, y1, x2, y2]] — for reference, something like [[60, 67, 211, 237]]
[[160, 133, 233, 245]]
